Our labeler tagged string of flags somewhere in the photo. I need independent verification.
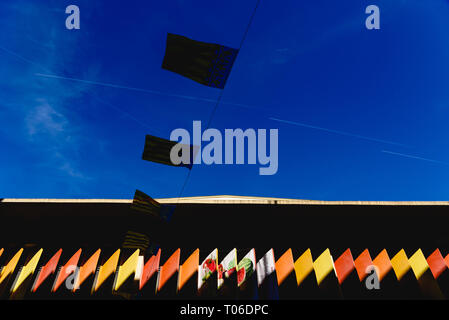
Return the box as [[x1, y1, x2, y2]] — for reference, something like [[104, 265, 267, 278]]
[[139, 33, 238, 172], [127, 32, 241, 260], [1, 247, 449, 299]]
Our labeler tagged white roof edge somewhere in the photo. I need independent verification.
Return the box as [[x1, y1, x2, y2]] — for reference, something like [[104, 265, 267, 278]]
[[2, 196, 449, 206]]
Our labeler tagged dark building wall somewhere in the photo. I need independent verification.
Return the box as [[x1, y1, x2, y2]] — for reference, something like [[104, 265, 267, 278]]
[[1, 201, 448, 260]]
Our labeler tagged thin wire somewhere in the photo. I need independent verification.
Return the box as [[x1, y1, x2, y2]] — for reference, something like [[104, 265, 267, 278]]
[[175, 0, 262, 202]]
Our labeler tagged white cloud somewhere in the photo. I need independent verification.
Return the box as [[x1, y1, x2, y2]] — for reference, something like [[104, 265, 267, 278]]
[[25, 99, 67, 137]]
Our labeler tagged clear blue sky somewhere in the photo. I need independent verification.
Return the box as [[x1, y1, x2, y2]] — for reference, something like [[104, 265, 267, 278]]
[[1, 0, 449, 200]]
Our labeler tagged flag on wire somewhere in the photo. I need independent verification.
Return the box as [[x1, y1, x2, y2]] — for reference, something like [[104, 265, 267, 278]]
[[162, 33, 238, 89], [130, 190, 175, 222], [142, 134, 197, 169]]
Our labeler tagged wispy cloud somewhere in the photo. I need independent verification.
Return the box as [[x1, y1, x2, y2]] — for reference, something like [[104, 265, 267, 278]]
[[25, 99, 67, 137], [381, 150, 449, 166], [0, 2, 94, 182], [269, 117, 407, 147]]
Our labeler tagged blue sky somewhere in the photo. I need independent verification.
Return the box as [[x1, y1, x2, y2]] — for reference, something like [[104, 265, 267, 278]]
[[1, 0, 449, 200]]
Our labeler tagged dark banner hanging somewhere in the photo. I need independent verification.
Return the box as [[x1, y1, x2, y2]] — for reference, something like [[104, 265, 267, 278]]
[[162, 33, 238, 89]]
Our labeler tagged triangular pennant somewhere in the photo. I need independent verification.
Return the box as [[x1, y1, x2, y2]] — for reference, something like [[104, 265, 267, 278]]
[[218, 249, 237, 289], [409, 249, 429, 280], [391, 249, 410, 281], [275, 249, 294, 286], [237, 249, 256, 287], [198, 249, 218, 290], [427, 249, 447, 279], [178, 249, 200, 291], [139, 249, 161, 290], [32, 249, 62, 292], [354, 249, 373, 282], [334, 249, 355, 285], [114, 249, 140, 291], [93, 249, 120, 292], [11, 249, 43, 293], [157, 249, 180, 292], [372, 249, 392, 282], [74, 249, 101, 291], [52, 249, 82, 292], [0, 249, 23, 284], [257, 249, 276, 287], [313, 249, 335, 286], [294, 249, 314, 286]]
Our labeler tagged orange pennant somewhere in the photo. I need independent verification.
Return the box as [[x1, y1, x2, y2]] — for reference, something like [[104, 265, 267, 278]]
[[334, 249, 355, 284], [427, 249, 447, 279], [52, 249, 82, 292], [157, 249, 180, 292], [178, 249, 199, 291], [93, 249, 120, 292], [32, 249, 62, 292], [275, 249, 294, 286], [74, 249, 101, 291], [372, 249, 392, 282], [140, 249, 161, 290], [354, 249, 373, 282]]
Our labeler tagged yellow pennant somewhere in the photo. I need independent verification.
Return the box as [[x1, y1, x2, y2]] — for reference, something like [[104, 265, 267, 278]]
[[313, 249, 334, 285], [294, 249, 314, 286], [93, 249, 120, 292], [114, 249, 140, 291], [0, 248, 23, 284], [11, 249, 43, 293], [409, 249, 429, 280], [391, 249, 410, 281]]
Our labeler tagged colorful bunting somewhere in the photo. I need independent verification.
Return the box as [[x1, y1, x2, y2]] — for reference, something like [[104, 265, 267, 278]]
[[0, 247, 448, 298]]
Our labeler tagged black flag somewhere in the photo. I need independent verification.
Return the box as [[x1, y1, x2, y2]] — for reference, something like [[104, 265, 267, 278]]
[[162, 33, 238, 89], [130, 189, 175, 222], [142, 134, 196, 169]]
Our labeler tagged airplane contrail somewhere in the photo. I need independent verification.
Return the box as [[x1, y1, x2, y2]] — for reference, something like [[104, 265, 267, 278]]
[[269, 117, 408, 147], [34, 73, 256, 110], [0, 45, 52, 73], [381, 150, 449, 166]]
